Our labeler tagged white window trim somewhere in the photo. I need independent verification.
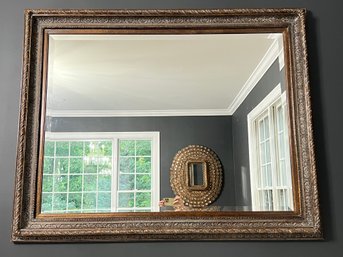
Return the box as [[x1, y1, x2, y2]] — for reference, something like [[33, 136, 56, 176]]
[[45, 131, 160, 212], [247, 84, 287, 211]]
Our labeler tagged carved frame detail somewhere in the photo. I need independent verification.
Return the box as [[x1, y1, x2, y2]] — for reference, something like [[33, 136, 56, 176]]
[[12, 8, 322, 242], [170, 145, 223, 207]]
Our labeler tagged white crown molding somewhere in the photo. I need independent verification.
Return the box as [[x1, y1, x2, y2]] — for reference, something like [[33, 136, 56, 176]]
[[46, 108, 231, 117], [227, 37, 283, 115]]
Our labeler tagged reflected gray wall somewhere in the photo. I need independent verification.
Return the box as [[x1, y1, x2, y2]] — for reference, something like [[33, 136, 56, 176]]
[[232, 59, 286, 207], [49, 116, 235, 206]]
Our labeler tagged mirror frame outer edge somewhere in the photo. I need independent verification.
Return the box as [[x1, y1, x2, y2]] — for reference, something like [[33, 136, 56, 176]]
[[11, 8, 322, 242]]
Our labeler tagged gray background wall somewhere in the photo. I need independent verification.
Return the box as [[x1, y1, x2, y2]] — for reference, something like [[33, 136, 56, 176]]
[[49, 116, 235, 206], [0, 0, 342, 256]]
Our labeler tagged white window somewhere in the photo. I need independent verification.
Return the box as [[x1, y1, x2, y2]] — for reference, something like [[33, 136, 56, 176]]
[[41, 132, 160, 213], [247, 85, 293, 211]]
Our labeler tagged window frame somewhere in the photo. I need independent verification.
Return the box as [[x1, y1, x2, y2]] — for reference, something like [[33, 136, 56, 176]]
[[43, 131, 160, 212], [247, 84, 293, 211]]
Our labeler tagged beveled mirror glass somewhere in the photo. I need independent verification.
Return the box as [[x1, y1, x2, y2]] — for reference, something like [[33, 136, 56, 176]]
[[12, 9, 322, 242]]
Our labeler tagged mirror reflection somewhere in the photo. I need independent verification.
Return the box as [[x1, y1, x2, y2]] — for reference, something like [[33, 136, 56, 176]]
[[41, 33, 293, 214], [188, 162, 206, 188]]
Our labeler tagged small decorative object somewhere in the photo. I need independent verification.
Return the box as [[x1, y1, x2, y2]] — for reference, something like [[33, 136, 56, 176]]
[[170, 145, 223, 208]]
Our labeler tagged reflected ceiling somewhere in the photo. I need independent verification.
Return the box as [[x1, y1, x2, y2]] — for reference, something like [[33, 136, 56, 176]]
[[47, 34, 282, 116]]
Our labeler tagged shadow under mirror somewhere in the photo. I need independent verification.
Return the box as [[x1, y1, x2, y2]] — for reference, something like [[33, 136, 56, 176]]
[[40, 32, 293, 214]]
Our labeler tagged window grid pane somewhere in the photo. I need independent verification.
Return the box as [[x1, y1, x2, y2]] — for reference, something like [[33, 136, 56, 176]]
[[117, 140, 152, 212], [258, 115, 272, 190], [41, 140, 113, 213], [275, 103, 293, 210], [276, 105, 287, 187], [254, 102, 293, 211]]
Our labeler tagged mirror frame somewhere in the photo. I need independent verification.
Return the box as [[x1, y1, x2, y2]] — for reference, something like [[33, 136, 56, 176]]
[[12, 8, 322, 242], [170, 145, 223, 208]]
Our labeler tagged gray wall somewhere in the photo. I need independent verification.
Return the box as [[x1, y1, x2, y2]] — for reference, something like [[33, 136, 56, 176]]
[[49, 116, 235, 206], [0, 0, 342, 257], [232, 59, 285, 207]]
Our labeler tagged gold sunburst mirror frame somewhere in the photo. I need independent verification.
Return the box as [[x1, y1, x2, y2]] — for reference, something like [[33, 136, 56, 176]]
[[170, 145, 223, 208], [12, 8, 322, 242]]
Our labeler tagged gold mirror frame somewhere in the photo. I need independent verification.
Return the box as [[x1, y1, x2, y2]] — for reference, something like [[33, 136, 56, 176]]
[[170, 145, 223, 208], [12, 8, 322, 242]]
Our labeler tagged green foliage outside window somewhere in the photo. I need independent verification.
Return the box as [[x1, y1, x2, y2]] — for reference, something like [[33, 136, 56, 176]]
[[118, 140, 152, 211], [41, 140, 112, 213], [41, 138, 153, 213]]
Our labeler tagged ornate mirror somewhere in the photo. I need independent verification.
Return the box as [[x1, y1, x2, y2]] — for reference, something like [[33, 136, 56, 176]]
[[12, 9, 322, 242], [170, 145, 223, 208]]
